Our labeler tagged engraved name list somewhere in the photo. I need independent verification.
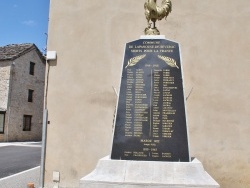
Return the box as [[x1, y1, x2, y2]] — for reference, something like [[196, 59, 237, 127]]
[[111, 39, 190, 162]]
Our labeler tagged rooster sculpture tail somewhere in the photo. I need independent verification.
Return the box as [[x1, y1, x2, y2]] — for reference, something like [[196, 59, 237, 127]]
[[144, 0, 172, 35]]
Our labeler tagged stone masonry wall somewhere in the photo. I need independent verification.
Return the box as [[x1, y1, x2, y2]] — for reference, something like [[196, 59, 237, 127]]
[[0, 61, 11, 111], [6, 49, 45, 141], [0, 61, 11, 141]]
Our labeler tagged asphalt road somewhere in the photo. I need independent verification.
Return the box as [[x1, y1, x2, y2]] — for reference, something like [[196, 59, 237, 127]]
[[0, 146, 41, 178]]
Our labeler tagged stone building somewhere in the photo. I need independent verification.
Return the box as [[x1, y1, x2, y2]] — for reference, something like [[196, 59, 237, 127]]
[[44, 0, 250, 188], [0, 43, 46, 142]]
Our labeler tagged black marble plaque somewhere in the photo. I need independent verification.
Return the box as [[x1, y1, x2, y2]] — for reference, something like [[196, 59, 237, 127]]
[[111, 38, 190, 162]]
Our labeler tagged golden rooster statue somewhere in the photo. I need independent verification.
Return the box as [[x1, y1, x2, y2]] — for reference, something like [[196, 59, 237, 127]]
[[144, 0, 172, 35]]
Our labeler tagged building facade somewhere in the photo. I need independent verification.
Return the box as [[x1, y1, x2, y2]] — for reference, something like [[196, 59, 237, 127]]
[[44, 0, 250, 188], [0, 43, 46, 142]]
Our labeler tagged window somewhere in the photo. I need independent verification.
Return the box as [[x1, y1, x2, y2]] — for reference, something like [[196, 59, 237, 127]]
[[0, 112, 5, 134], [28, 89, 34, 102], [30, 62, 35, 75], [23, 115, 32, 131]]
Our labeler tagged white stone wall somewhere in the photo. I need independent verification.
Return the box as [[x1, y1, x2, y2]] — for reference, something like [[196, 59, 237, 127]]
[[0, 61, 11, 111], [6, 49, 45, 141]]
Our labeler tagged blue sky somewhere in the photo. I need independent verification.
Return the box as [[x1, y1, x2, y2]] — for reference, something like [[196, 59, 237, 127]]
[[0, 0, 50, 53]]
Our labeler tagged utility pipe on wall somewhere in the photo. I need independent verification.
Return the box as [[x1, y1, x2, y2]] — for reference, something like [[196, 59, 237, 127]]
[[40, 109, 48, 188]]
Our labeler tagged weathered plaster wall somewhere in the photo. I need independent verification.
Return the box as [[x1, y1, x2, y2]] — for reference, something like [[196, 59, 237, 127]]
[[0, 61, 11, 141], [45, 0, 250, 188], [7, 50, 45, 141], [0, 61, 11, 111]]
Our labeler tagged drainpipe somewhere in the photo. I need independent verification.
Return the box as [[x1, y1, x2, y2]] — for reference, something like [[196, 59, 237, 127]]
[[40, 32, 49, 188], [40, 109, 48, 188], [40, 59, 49, 188], [40, 33, 57, 187]]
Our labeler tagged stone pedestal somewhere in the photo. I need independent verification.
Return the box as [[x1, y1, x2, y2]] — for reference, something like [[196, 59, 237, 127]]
[[80, 156, 220, 188]]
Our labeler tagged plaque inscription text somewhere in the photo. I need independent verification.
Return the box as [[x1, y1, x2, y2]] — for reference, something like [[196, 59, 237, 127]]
[[111, 39, 190, 162]]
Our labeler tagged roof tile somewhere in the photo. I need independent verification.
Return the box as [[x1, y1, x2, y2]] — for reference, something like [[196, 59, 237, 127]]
[[0, 43, 36, 61]]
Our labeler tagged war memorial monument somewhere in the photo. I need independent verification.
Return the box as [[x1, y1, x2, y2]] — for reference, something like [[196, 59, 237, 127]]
[[80, 0, 220, 187]]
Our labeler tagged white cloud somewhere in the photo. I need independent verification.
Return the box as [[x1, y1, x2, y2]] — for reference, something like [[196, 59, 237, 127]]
[[22, 20, 37, 27]]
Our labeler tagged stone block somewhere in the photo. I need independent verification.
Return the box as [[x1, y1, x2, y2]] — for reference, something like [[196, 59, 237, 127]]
[[80, 156, 220, 188]]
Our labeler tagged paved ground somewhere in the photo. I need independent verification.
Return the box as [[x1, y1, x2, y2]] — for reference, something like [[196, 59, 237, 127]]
[[0, 142, 41, 178], [0, 141, 42, 148], [0, 142, 42, 188], [0, 166, 40, 188]]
